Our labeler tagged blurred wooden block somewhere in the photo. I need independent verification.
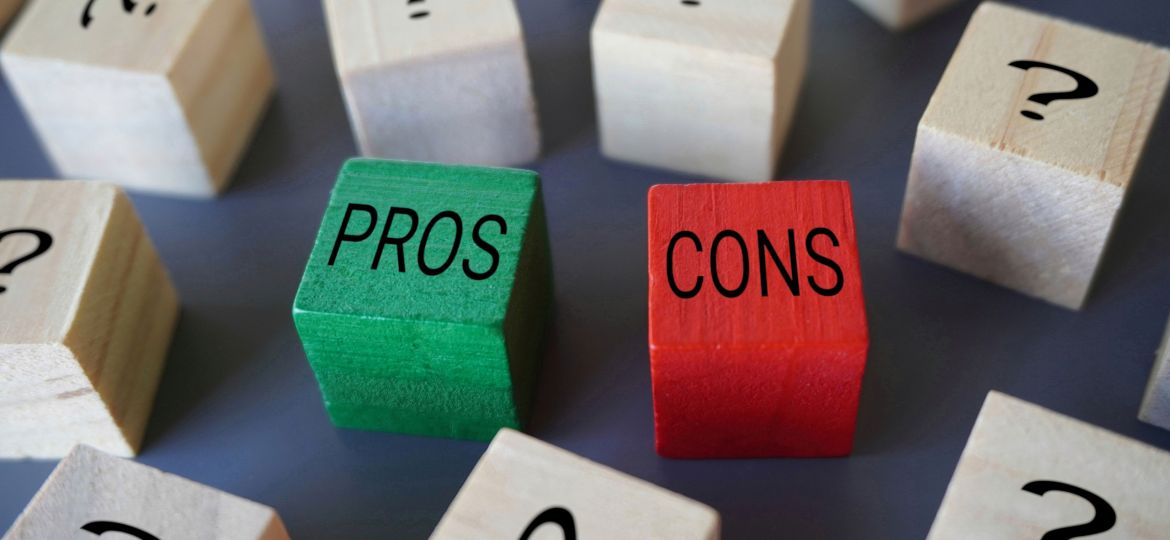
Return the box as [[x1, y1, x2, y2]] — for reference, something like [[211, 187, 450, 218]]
[[293, 160, 552, 440], [323, 0, 540, 167], [848, 0, 959, 30], [0, 0, 275, 198], [0, 0, 23, 29], [592, 0, 808, 182], [0, 181, 178, 459], [1141, 316, 1170, 431], [928, 391, 1170, 539], [431, 429, 720, 539], [897, 2, 1170, 309], [2, 445, 289, 539], [647, 182, 868, 458]]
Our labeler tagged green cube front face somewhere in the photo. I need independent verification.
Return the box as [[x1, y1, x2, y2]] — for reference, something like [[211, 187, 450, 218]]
[[293, 159, 552, 440]]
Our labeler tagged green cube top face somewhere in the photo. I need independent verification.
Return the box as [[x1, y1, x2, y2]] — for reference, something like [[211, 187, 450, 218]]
[[293, 159, 540, 327]]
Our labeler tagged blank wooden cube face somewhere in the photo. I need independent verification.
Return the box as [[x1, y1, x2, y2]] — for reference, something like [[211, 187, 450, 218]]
[[927, 392, 1170, 539], [848, 0, 960, 30], [897, 2, 1170, 309], [592, 0, 808, 182], [0, 181, 178, 459], [0, 0, 275, 198], [3, 445, 289, 540], [1141, 316, 1170, 431], [647, 182, 869, 458], [292, 160, 552, 441], [323, 0, 540, 167], [431, 429, 720, 539]]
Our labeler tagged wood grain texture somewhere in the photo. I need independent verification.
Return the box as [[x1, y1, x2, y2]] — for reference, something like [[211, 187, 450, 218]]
[[897, 2, 1170, 309], [848, 0, 959, 30], [927, 391, 1170, 539], [1140, 314, 1170, 431], [3, 445, 289, 539], [592, 0, 808, 182], [292, 159, 552, 441], [430, 429, 720, 539], [0, 0, 275, 198], [647, 182, 868, 458], [0, 181, 178, 459], [323, 0, 540, 167]]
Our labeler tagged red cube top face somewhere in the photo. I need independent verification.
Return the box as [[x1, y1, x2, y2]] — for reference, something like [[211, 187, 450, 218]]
[[648, 181, 868, 351]]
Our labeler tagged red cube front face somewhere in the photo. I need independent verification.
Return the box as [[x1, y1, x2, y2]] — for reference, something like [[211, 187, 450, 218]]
[[647, 182, 869, 459]]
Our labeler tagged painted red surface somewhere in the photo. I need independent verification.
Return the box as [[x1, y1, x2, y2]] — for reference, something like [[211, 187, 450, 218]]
[[648, 181, 869, 458]]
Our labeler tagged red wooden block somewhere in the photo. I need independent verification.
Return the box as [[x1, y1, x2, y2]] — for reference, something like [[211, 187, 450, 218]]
[[648, 181, 869, 459]]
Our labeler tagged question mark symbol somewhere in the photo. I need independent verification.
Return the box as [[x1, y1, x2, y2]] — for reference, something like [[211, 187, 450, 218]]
[[81, 0, 158, 29], [518, 507, 576, 540], [1008, 60, 1099, 121], [0, 228, 53, 295], [1022, 480, 1117, 540], [407, 0, 429, 19], [82, 521, 160, 540]]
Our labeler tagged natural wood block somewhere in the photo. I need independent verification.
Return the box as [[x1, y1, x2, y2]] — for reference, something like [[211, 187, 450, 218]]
[[323, 0, 540, 167], [896, 2, 1170, 310], [0, 0, 275, 198], [592, 0, 808, 182], [3, 445, 289, 539], [431, 429, 720, 539], [1140, 315, 1170, 431], [647, 182, 869, 458], [848, 0, 959, 30], [927, 391, 1170, 539], [292, 159, 552, 441], [0, 181, 178, 459]]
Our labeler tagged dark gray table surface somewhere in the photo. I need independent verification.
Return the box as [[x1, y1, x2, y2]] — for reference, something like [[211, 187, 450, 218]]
[[3, 0, 1170, 538]]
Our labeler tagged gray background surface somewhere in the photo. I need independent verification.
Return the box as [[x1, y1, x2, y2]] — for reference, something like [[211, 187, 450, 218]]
[[3, 0, 1170, 537]]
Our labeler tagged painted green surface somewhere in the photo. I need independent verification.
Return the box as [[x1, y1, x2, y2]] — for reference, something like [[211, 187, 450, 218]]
[[293, 159, 552, 440]]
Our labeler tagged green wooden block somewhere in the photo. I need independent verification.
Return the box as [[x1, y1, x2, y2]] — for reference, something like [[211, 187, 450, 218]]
[[293, 159, 552, 440]]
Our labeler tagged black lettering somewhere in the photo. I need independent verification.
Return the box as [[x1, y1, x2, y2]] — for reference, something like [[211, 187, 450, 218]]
[[711, 230, 749, 298], [328, 203, 378, 266], [806, 227, 844, 296], [464, 214, 506, 280], [418, 211, 462, 276], [372, 207, 419, 271], [758, 229, 800, 296], [666, 231, 703, 299]]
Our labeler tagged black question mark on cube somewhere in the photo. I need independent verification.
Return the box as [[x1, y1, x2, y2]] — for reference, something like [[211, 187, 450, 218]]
[[518, 507, 576, 540], [408, 0, 429, 19], [1008, 60, 1099, 121], [81, 0, 158, 29], [0, 228, 53, 295], [82, 521, 160, 540], [1022, 480, 1117, 540]]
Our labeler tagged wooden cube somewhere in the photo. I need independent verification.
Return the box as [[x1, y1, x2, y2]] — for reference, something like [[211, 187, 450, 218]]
[[848, 0, 960, 30], [1141, 316, 1170, 431], [0, 181, 178, 459], [896, 2, 1170, 310], [592, 0, 809, 182], [323, 0, 540, 167], [0, 0, 275, 198], [3, 445, 289, 539], [431, 429, 720, 539], [647, 182, 869, 458], [927, 391, 1170, 538], [292, 159, 552, 441]]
